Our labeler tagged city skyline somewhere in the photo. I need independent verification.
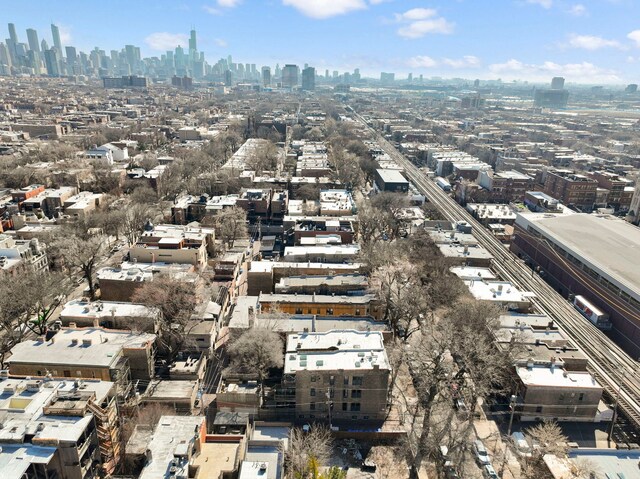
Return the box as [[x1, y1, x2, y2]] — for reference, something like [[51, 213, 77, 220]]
[[3, 0, 640, 84]]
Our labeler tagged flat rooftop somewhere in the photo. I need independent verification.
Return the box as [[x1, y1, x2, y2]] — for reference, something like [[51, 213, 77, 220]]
[[376, 168, 408, 184], [465, 280, 534, 303], [285, 330, 389, 373], [8, 328, 156, 369], [450, 266, 497, 280], [0, 444, 56, 479], [516, 365, 600, 389], [259, 293, 375, 305], [568, 449, 640, 478], [516, 213, 640, 300], [139, 416, 204, 479]]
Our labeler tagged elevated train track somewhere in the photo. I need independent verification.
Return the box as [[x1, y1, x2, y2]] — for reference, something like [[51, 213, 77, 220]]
[[351, 110, 640, 437]]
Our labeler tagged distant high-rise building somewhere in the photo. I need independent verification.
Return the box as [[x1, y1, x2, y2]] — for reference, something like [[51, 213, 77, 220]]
[[65, 45, 77, 73], [625, 84, 638, 94], [224, 69, 232, 86], [51, 24, 64, 58], [40, 39, 48, 52], [301, 66, 315, 91], [282, 64, 298, 88], [551, 76, 565, 90], [189, 29, 197, 52], [0, 42, 11, 70], [8, 23, 18, 45], [26, 28, 40, 53], [325, 69, 329, 79], [261, 66, 271, 87], [407, 72, 413, 83], [43, 48, 60, 76], [534, 88, 569, 108], [380, 72, 395, 85], [474, 79, 480, 88]]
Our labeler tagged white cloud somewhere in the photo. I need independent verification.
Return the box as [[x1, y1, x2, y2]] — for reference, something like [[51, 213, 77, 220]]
[[526, 0, 552, 8], [407, 55, 438, 68], [214, 38, 228, 47], [394, 8, 437, 21], [398, 18, 454, 38], [217, 0, 241, 6], [488, 58, 621, 83], [442, 55, 481, 68], [282, 0, 367, 19], [568, 4, 587, 16], [144, 32, 189, 51], [394, 8, 453, 39], [628, 30, 640, 47], [567, 34, 623, 50], [203, 5, 221, 15]]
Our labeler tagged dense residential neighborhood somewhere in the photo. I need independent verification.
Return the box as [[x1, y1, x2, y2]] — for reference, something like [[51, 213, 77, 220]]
[[2, 13, 640, 479]]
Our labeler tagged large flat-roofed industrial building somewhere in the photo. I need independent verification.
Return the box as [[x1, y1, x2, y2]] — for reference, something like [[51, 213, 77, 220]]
[[511, 212, 640, 355]]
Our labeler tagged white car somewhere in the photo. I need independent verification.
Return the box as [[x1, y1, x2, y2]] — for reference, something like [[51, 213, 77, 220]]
[[511, 431, 532, 457], [473, 440, 490, 465]]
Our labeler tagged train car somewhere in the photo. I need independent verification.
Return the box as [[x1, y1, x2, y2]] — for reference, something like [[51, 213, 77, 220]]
[[572, 295, 612, 330], [436, 177, 452, 191]]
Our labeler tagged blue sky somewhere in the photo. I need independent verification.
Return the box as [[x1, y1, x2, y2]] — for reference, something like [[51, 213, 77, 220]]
[[7, 0, 640, 84]]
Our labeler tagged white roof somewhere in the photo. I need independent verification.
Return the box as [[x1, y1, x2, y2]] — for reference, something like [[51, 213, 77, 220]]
[[465, 280, 534, 303], [9, 328, 156, 369], [516, 366, 601, 389], [285, 330, 389, 373]]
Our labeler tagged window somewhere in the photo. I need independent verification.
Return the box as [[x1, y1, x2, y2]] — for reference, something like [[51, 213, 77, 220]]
[[363, 416, 369, 420], [316, 309, 321, 314], [342, 390, 348, 399], [350, 403, 361, 412], [311, 376, 317, 382], [535, 406, 543, 413], [63, 370, 71, 377], [310, 402, 316, 410], [351, 389, 362, 399], [352, 415, 358, 420], [344, 376, 349, 386], [352, 376, 363, 386], [578, 393, 584, 401], [327, 308, 334, 315], [307, 309, 312, 314], [342, 403, 347, 411], [310, 388, 316, 397], [295, 308, 303, 314], [355, 309, 361, 316], [558, 393, 565, 402]]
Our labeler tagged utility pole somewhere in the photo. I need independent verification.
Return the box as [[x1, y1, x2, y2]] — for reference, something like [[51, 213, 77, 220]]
[[507, 394, 517, 436]]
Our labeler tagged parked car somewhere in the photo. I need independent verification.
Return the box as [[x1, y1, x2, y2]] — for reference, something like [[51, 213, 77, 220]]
[[482, 464, 499, 479], [473, 440, 491, 465], [511, 431, 532, 457]]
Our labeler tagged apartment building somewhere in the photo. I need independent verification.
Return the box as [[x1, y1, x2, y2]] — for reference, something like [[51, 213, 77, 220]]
[[515, 364, 604, 422], [0, 376, 120, 478], [282, 330, 390, 426], [589, 171, 634, 211], [542, 169, 597, 212], [259, 293, 381, 320], [8, 327, 157, 398], [477, 170, 534, 202], [0, 235, 48, 275], [130, 224, 215, 269]]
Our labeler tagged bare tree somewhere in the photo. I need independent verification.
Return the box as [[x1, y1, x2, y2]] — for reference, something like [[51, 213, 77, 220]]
[[131, 276, 198, 361], [523, 421, 570, 478], [51, 234, 105, 300], [226, 327, 284, 400], [122, 203, 152, 246], [283, 425, 334, 479], [370, 260, 428, 341], [213, 206, 248, 248]]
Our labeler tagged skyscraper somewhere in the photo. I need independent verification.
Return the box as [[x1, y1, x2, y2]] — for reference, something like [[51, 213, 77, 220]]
[[282, 64, 298, 88], [8, 23, 18, 45], [44, 48, 60, 76], [301, 66, 315, 91], [51, 24, 64, 58], [26, 28, 40, 53], [65, 45, 77, 73], [261, 66, 271, 87], [551, 77, 565, 90], [189, 29, 197, 52]]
